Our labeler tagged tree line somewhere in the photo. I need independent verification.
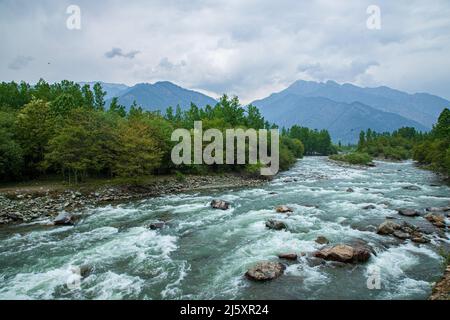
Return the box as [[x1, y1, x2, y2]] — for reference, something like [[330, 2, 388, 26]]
[[355, 108, 450, 176], [0, 80, 318, 183]]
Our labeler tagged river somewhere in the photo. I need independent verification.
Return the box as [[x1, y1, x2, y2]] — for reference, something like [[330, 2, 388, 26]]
[[0, 157, 449, 300]]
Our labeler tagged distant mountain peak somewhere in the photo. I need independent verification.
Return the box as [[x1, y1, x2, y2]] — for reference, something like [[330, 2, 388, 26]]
[[252, 79, 449, 143]]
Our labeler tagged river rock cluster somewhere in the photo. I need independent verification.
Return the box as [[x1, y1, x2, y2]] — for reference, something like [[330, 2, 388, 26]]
[[0, 174, 265, 225]]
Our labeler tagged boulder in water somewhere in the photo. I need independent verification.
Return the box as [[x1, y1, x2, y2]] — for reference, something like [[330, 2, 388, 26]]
[[346, 188, 354, 193], [402, 185, 422, 191], [265, 219, 287, 230], [425, 213, 446, 228], [393, 230, 410, 240], [210, 199, 230, 210], [397, 208, 421, 217], [314, 244, 371, 263], [377, 220, 401, 235], [278, 253, 298, 260], [362, 204, 376, 210], [245, 261, 286, 281], [148, 222, 165, 230], [53, 212, 78, 226], [275, 205, 293, 213], [315, 236, 330, 245]]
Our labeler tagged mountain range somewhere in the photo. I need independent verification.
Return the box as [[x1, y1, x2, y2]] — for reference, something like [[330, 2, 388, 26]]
[[82, 80, 450, 143]]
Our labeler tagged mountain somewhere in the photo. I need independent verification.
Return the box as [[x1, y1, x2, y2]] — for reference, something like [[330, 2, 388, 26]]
[[262, 80, 449, 128], [252, 80, 449, 143], [106, 81, 217, 111], [78, 82, 129, 100], [253, 94, 429, 144]]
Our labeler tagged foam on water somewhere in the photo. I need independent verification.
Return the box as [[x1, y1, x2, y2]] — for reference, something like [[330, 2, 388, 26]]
[[0, 156, 448, 300]]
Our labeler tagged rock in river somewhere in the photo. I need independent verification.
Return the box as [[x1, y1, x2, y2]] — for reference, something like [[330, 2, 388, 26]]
[[210, 199, 230, 210], [265, 219, 287, 231], [402, 185, 422, 191], [245, 261, 286, 281], [377, 220, 401, 235], [314, 244, 372, 263], [425, 213, 446, 228], [315, 236, 330, 245], [397, 208, 421, 217], [278, 253, 298, 260], [275, 205, 293, 213], [53, 212, 78, 226], [148, 222, 165, 230]]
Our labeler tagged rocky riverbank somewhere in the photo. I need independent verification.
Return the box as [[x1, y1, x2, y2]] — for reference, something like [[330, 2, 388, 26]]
[[0, 174, 267, 225], [430, 265, 450, 300]]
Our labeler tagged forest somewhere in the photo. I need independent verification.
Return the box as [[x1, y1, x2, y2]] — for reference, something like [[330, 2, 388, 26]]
[[353, 109, 450, 176], [0, 80, 337, 183]]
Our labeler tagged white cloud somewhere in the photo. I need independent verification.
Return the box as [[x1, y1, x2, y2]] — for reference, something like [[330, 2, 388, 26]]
[[1, 0, 449, 102]]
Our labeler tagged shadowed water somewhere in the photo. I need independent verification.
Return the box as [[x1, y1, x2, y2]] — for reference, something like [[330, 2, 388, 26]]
[[0, 157, 449, 300]]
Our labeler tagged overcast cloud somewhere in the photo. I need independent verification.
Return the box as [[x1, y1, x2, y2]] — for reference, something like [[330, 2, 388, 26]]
[[1, 0, 449, 102]]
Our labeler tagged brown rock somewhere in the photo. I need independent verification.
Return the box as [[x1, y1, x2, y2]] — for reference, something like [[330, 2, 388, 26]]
[[275, 205, 293, 213], [425, 213, 446, 228], [245, 261, 286, 281], [314, 244, 371, 263], [377, 220, 401, 235]]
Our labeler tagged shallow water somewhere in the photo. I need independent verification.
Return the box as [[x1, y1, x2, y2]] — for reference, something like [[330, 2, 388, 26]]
[[0, 157, 449, 300]]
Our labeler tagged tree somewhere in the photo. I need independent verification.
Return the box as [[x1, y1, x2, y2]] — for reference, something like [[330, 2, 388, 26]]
[[93, 82, 106, 111], [15, 98, 54, 174], [0, 111, 23, 179], [81, 84, 95, 109], [109, 97, 126, 117], [114, 119, 163, 177]]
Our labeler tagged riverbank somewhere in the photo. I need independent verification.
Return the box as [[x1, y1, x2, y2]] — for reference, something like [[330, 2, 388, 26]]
[[430, 265, 450, 300], [0, 174, 267, 225]]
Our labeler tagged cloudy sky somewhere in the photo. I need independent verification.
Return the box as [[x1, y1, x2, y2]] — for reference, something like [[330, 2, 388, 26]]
[[1, 0, 450, 102]]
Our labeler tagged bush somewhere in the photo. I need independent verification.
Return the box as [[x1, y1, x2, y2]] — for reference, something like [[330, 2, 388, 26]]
[[330, 152, 373, 165]]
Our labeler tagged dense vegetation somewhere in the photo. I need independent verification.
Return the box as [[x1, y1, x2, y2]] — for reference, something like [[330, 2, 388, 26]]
[[282, 125, 337, 155], [356, 127, 424, 160], [332, 108, 449, 176], [0, 80, 309, 183], [413, 108, 450, 176], [329, 152, 373, 166]]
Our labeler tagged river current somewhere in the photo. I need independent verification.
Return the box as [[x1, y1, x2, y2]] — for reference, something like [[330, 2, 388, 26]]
[[0, 157, 449, 299]]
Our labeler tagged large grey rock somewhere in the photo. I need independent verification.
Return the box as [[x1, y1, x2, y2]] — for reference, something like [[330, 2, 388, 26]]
[[210, 199, 230, 210], [397, 208, 421, 217], [245, 261, 286, 281], [53, 212, 78, 226]]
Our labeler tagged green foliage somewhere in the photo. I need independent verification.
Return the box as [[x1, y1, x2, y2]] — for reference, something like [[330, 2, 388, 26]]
[[0, 111, 23, 179], [175, 171, 185, 182], [0, 79, 334, 182], [357, 127, 423, 161], [413, 108, 450, 176], [285, 125, 336, 155], [330, 152, 373, 165]]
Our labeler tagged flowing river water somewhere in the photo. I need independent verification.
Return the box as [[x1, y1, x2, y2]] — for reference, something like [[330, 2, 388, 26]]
[[0, 157, 449, 300]]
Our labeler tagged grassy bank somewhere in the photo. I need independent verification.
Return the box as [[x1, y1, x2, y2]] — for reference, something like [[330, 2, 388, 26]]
[[329, 152, 374, 166]]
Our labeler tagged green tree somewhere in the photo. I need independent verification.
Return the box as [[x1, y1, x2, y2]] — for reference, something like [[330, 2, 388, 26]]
[[93, 83, 106, 111]]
